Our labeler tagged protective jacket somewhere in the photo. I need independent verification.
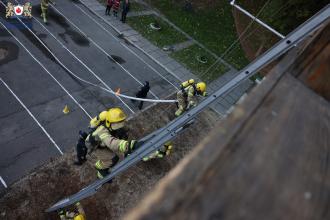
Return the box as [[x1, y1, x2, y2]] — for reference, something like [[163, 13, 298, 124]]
[[175, 85, 197, 116], [86, 125, 136, 178]]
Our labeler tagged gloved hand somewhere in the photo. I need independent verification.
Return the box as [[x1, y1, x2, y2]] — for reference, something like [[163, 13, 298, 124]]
[[187, 101, 196, 110], [58, 210, 65, 217], [131, 140, 144, 151], [125, 140, 143, 157], [142, 157, 149, 162], [165, 144, 173, 156], [160, 142, 173, 156]]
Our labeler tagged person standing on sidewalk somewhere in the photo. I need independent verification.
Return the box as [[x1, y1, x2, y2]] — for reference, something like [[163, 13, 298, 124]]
[[105, 0, 113, 16], [131, 81, 150, 110], [113, 0, 120, 17], [120, 0, 130, 23]]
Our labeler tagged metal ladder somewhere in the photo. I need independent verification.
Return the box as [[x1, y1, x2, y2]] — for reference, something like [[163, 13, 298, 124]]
[[46, 4, 330, 212]]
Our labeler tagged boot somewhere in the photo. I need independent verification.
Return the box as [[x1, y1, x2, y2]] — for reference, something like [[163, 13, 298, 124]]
[[73, 158, 86, 166]]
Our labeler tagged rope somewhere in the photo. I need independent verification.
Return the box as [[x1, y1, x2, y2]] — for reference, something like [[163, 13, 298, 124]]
[[205, 0, 295, 80], [199, 0, 273, 79], [205, 0, 293, 79], [1, 0, 177, 103]]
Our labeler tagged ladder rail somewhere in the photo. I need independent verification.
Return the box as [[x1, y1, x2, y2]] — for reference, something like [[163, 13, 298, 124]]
[[46, 4, 330, 212]]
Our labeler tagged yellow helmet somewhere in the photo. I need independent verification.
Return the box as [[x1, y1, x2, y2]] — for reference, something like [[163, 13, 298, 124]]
[[99, 111, 108, 121], [105, 107, 127, 130], [74, 214, 86, 220], [89, 111, 108, 128], [196, 82, 206, 95]]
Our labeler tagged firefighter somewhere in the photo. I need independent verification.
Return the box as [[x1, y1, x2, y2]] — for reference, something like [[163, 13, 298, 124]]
[[58, 202, 86, 220], [73, 111, 109, 166], [40, 0, 55, 23], [89, 110, 128, 139], [175, 80, 207, 116], [85, 107, 140, 179]]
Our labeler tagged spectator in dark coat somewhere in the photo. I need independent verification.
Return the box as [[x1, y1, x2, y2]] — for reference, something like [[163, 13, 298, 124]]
[[105, 0, 113, 16], [120, 0, 129, 23], [132, 81, 150, 110]]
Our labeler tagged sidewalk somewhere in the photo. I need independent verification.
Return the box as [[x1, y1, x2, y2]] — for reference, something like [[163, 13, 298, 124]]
[[79, 0, 255, 117]]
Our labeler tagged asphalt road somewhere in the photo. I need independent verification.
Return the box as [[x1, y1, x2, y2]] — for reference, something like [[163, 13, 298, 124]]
[[0, 0, 180, 193]]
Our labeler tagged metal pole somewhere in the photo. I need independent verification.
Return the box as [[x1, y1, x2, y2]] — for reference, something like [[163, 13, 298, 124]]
[[230, 1, 286, 39]]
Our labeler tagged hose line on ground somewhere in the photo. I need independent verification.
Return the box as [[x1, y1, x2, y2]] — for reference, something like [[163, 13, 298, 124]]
[[0, 0, 177, 103]]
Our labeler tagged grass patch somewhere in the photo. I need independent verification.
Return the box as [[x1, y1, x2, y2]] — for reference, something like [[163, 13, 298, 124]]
[[171, 45, 229, 82], [237, 0, 329, 35], [129, 2, 147, 11], [145, 0, 249, 70], [127, 15, 187, 47]]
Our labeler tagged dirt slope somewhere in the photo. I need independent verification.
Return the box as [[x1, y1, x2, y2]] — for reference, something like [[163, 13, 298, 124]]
[[0, 102, 220, 220]]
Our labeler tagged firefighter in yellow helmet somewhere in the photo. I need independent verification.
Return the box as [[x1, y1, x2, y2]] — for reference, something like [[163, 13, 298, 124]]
[[40, 0, 55, 23], [86, 107, 140, 179], [175, 80, 207, 116], [73, 111, 110, 166], [58, 202, 86, 220]]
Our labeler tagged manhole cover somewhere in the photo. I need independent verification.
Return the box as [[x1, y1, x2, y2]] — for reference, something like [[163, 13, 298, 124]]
[[0, 47, 8, 61], [150, 23, 161, 30], [196, 55, 208, 64]]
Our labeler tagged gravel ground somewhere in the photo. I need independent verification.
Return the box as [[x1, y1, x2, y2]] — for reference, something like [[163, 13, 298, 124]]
[[0, 102, 220, 220]]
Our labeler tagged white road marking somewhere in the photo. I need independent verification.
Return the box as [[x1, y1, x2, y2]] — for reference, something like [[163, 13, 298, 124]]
[[0, 20, 92, 119], [74, 3, 179, 90], [0, 78, 64, 155], [29, 15, 136, 113], [49, 4, 162, 99], [0, 176, 7, 188]]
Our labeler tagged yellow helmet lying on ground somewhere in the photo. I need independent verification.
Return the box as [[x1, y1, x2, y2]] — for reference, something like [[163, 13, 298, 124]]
[[196, 82, 207, 96], [89, 111, 108, 128], [74, 214, 86, 220], [106, 107, 127, 130]]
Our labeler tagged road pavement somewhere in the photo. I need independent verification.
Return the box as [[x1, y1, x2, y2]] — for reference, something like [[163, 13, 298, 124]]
[[0, 0, 180, 193]]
